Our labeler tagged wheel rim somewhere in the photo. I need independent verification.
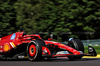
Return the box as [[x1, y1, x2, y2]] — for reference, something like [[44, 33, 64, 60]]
[[29, 44, 36, 57]]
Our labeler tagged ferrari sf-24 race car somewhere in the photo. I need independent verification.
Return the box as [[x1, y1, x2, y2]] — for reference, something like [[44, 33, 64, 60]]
[[0, 31, 97, 61]]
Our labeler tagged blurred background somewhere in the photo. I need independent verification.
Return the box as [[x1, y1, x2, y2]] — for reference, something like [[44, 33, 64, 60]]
[[0, 0, 100, 53]]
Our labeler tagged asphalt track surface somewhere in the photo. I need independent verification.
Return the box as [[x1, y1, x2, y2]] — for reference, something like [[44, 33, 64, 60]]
[[0, 57, 100, 66]]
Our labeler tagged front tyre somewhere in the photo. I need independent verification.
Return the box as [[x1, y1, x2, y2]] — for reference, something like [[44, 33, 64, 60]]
[[27, 39, 45, 61], [67, 39, 84, 60]]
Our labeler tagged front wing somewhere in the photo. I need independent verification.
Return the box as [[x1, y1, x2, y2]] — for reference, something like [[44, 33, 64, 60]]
[[42, 46, 97, 58]]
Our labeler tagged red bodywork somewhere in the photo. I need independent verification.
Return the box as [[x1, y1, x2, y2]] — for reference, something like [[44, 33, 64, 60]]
[[44, 41, 81, 56], [0, 31, 90, 58]]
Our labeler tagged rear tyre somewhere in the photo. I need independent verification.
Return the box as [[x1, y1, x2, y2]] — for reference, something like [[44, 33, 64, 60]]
[[67, 39, 84, 60], [27, 39, 45, 61]]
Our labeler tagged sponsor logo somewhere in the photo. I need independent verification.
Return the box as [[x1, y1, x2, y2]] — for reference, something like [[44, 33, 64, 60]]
[[4, 43, 10, 52], [60, 44, 65, 46], [10, 33, 16, 40]]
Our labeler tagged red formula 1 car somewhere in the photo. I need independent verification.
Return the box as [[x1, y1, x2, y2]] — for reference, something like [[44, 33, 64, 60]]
[[0, 31, 97, 61]]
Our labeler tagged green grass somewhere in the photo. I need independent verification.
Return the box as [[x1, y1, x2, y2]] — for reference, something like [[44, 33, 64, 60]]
[[84, 46, 100, 54]]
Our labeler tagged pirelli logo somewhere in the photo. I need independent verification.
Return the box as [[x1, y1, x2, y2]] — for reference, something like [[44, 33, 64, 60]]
[[10, 42, 16, 48]]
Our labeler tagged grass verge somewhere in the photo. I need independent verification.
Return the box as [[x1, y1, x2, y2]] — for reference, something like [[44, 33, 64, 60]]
[[84, 46, 100, 54]]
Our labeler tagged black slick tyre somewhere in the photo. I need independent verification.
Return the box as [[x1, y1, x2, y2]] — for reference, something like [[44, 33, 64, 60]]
[[27, 39, 45, 61], [68, 39, 84, 60]]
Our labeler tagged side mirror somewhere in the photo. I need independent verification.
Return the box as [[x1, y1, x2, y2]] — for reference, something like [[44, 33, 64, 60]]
[[88, 46, 97, 56], [48, 38, 53, 41]]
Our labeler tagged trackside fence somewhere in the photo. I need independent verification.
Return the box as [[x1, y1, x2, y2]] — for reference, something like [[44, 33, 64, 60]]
[[82, 39, 100, 46], [62, 39, 100, 46]]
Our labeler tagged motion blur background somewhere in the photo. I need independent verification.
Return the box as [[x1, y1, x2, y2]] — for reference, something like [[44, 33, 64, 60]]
[[0, 0, 100, 53]]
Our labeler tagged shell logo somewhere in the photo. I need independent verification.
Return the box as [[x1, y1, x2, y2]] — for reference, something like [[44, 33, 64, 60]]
[[4, 44, 10, 52], [60, 44, 65, 46]]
